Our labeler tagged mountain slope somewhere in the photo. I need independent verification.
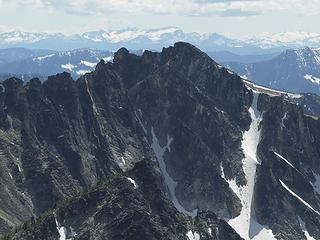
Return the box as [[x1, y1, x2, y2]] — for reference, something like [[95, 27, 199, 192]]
[[0, 48, 54, 64], [225, 47, 320, 94], [2, 159, 242, 240], [0, 43, 319, 239]]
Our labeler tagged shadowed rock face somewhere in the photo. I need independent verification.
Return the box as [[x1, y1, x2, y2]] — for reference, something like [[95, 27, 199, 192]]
[[2, 159, 243, 240], [0, 42, 320, 239], [253, 95, 320, 239]]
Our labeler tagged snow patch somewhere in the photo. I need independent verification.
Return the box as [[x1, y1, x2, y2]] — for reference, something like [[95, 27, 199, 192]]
[[80, 60, 97, 68], [55, 217, 67, 240], [151, 128, 197, 218], [33, 54, 55, 61], [227, 93, 276, 240], [299, 217, 316, 240], [54, 215, 76, 240], [221, 163, 240, 198], [103, 55, 114, 63], [76, 70, 90, 76], [127, 177, 137, 189], [304, 74, 320, 85], [186, 231, 200, 240], [279, 180, 320, 216], [61, 63, 76, 71]]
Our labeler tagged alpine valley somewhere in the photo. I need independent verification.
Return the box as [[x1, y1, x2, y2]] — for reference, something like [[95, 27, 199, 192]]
[[0, 42, 320, 240]]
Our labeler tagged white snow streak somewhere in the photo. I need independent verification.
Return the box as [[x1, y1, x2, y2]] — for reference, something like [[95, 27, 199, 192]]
[[227, 93, 276, 240], [151, 128, 198, 218], [186, 231, 200, 240], [17, 164, 22, 173], [279, 180, 320, 216], [127, 177, 138, 189], [121, 156, 126, 165], [273, 152, 298, 171]]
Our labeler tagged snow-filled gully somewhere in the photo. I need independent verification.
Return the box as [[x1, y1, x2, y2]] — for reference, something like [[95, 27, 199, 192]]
[[224, 93, 276, 240], [151, 128, 198, 218]]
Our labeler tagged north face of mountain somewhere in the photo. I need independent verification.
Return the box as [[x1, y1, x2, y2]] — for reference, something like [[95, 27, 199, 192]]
[[0, 42, 320, 239], [225, 47, 320, 95], [113, 42, 253, 218]]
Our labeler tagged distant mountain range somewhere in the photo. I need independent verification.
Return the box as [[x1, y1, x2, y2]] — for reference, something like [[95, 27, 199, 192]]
[[0, 47, 278, 80], [0, 48, 114, 79], [225, 47, 320, 95], [207, 51, 279, 64], [1, 28, 320, 54]]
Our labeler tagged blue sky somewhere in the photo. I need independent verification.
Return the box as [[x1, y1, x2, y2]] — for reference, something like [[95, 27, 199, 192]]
[[0, 0, 319, 36]]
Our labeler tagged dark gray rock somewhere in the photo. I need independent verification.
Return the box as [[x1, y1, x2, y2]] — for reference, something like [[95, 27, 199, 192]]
[[0, 42, 320, 240], [1, 159, 243, 240]]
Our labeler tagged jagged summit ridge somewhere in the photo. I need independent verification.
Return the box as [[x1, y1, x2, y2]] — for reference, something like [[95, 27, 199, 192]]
[[0, 43, 319, 239]]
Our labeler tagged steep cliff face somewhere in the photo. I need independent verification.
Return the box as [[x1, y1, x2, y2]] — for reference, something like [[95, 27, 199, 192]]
[[253, 94, 320, 239], [0, 42, 320, 240], [113, 43, 252, 218], [0, 70, 151, 233]]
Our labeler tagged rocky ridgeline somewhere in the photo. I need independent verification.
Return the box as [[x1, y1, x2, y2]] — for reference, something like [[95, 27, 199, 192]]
[[0, 42, 319, 239]]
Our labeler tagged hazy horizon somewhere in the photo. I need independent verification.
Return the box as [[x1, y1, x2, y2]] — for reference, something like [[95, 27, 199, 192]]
[[1, 0, 320, 37]]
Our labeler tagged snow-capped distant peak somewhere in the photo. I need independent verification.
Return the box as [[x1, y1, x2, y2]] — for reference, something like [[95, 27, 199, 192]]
[[304, 74, 320, 84], [33, 54, 55, 62], [80, 60, 97, 68], [0, 31, 53, 44], [243, 31, 320, 49], [61, 63, 76, 71], [146, 27, 179, 41]]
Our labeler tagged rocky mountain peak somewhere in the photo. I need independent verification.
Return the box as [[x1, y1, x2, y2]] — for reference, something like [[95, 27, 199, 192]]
[[0, 43, 320, 239]]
